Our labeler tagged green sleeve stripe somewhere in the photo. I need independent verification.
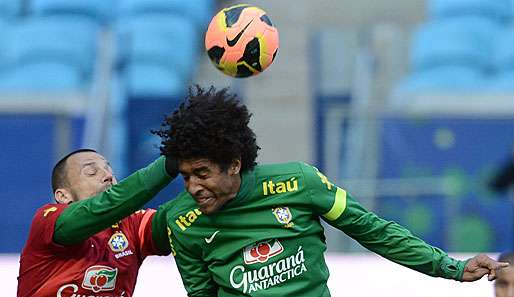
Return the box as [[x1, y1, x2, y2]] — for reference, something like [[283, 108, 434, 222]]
[[323, 187, 347, 221]]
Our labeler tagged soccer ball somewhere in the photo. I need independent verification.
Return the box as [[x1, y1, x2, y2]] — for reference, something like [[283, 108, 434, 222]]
[[205, 4, 279, 78]]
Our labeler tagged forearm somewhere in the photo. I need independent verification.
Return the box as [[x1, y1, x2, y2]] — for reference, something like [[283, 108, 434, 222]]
[[54, 156, 172, 245], [348, 215, 466, 279], [334, 195, 466, 280]]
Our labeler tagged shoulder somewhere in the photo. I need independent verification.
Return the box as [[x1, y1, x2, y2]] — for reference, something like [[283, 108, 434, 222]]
[[32, 203, 68, 222], [156, 191, 197, 217], [22, 203, 69, 251], [124, 208, 156, 222], [254, 161, 320, 180], [253, 161, 308, 176]]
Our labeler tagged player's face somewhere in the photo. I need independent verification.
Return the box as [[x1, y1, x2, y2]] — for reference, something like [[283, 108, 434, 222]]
[[495, 265, 514, 297], [179, 158, 241, 215], [65, 152, 117, 202]]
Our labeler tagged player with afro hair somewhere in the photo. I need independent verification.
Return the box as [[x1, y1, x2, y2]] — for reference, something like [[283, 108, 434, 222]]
[[151, 85, 507, 297], [154, 85, 260, 173]]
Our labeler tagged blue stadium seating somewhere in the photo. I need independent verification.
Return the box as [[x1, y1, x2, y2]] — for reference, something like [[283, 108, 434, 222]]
[[410, 17, 499, 72], [0, 20, 9, 66], [116, 14, 197, 80], [115, 14, 197, 97], [6, 16, 99, 72], [0, 0, 22, 19], [493, 26, 514, 69], [0, 16, 100, 90], [394, 16, 500, 93], [395, 65, 486, 92], [485, 71, 514, 90], [0, 62, 83, 90], [29, 0, 113, 24], [485, 25, 514, 90], [122, 63, 184, 97], [429, 0, 511, 22], [117, 0, 214, 29]]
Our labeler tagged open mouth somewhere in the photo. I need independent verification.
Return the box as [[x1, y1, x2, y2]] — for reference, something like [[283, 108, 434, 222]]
[[196, 196, 215, 207]]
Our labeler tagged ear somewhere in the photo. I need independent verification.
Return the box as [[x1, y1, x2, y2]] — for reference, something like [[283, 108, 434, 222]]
[[229, 159, 242, 175], [54, 188, 74, 204]]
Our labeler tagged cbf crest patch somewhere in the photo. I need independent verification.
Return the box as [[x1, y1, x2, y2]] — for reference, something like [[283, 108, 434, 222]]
[[272, 207, 294, 228], [108, 232, 129, 252]]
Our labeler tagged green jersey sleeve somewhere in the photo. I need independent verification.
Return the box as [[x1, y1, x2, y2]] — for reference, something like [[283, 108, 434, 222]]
[[54, 156, 172, 245], [151, 206, 172, 255], [300, 163, 467, 281]]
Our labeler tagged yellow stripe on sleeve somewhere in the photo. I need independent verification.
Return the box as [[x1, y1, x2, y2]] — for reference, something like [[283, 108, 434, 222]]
[[323, 187, 347, 221]]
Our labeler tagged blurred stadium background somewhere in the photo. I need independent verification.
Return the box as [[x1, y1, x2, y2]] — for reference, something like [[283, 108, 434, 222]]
[[2, 0, 514, 295]]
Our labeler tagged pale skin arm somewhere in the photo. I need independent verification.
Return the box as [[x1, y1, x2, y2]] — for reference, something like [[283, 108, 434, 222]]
[[461, 254, 510, 281]]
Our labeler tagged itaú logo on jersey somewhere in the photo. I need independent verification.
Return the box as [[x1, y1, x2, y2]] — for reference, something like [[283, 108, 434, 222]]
[[230, 243, 307, 294], [243, 239, 283, 264]]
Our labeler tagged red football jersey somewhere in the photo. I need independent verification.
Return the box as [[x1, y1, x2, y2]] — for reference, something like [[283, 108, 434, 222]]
[[17, 203, 166, 297]]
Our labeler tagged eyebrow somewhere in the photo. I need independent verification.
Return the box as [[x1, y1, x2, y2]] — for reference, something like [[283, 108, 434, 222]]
[[179, 166, 209, 175], [82, 161, 97, 167], [82, 160, 109, 168]]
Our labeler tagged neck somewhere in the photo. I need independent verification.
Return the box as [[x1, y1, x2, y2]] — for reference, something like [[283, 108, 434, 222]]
[[228, 174, 242, 199]]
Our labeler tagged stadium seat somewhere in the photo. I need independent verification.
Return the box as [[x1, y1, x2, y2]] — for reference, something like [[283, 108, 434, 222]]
[[0, 0, 22, 19], [122, 63, 184, 97], [485, 72, 514, 90], [117, 0, 214, 29], [116, 14, 197, 80], [5, 16, 100, 80], [494, 26, 514, 69], [0, 62, 83, 90], [484, 25, 514, 90], [0, 21, 10, 67], [29, 0, 113, 24], [410, 16, 499, 72], [395, 65, 486, 93], [392, 16, 499, 95], [428, 0, 511, 21]]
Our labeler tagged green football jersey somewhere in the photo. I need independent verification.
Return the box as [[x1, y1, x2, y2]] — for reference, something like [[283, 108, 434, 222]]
[[155, 162, 465, 296]]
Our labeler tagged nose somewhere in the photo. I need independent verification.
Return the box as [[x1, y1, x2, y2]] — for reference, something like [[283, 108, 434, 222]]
[[102, 170, 114, 184], [185, 176, 203, 196]]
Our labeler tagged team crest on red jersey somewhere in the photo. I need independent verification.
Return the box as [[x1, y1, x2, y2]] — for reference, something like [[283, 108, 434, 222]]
[[108, 232, 128, 252], [81, 265, 118, 292], [243, 239, 284, 264]]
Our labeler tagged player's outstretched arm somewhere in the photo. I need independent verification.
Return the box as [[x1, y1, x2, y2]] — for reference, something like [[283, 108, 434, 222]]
[[461, 254, 509, 282], [54, 156, 177, 245]]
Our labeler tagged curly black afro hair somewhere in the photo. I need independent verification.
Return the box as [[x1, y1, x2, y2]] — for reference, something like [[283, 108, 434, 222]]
[[153, 85, 260, 172]]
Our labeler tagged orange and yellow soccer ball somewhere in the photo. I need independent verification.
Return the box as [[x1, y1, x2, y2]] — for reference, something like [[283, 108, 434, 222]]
[[205, 4, 279, 78]]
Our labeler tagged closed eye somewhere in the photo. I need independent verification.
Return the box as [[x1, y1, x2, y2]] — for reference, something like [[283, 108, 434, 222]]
[[85, 169, 97, 176]]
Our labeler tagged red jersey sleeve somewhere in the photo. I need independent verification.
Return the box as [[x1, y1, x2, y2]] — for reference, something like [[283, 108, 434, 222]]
[[125, 209, 170, 259]]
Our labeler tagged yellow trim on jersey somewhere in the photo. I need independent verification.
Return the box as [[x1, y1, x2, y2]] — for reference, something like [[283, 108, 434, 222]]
[[323, 187, 347, 221]]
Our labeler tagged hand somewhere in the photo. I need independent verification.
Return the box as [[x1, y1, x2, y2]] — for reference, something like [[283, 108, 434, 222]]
[[165, 155, 179, 179], [461, 254, 509, 282]]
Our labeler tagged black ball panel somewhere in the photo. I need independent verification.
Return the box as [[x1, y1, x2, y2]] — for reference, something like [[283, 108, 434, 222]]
[[224, 5, 251, 28], [237, 38, 262, 71], [260, 14, 273, 27], [207, 46, 225, 65]]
